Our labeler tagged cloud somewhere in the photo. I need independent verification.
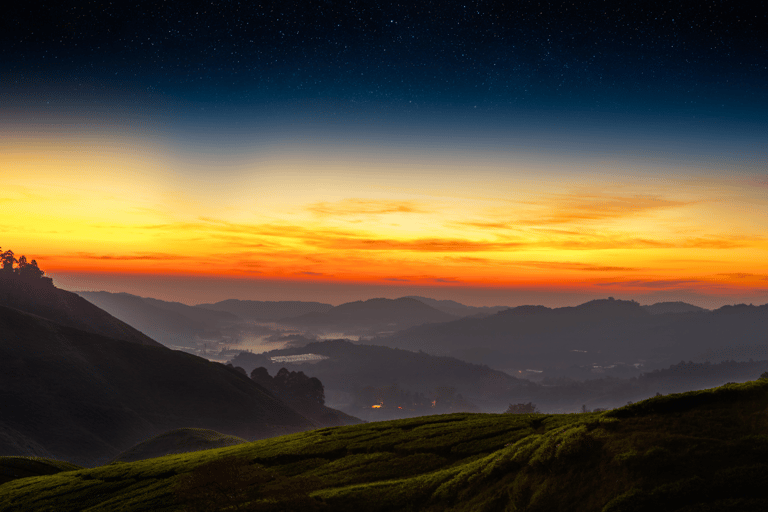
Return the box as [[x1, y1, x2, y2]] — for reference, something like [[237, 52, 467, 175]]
[[71, 252, 188, 261], [308, 199, 429, 216], [517, 193, 692, 226], [309, 237, 523, 252], [513, 261, 641, 272], [595, 279, 707, 289], [293, 271, 325, 277], [384, 277, 411, 282]]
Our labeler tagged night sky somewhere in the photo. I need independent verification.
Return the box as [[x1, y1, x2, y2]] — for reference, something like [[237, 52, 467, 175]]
[[2, 1, 767, 307]]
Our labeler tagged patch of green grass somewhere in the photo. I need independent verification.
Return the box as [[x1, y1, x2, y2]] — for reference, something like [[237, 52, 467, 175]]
[[3, 380, 768, 511], [0, 456, 83, 485]]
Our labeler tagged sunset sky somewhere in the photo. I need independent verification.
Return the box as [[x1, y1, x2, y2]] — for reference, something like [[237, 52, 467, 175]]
[[2, 2, 766, 307]]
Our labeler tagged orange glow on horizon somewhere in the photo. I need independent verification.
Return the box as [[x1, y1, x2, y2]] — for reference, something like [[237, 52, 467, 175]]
[[3, 129, 768, 305]]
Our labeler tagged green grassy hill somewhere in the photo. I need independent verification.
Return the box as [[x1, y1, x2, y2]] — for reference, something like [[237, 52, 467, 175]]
[[0, 457, 82, 486], [109, 428, 248, 464], [2, 380, 768, 511]]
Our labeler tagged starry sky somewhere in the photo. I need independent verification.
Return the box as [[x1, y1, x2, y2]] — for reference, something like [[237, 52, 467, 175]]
[[2, 1, 767, 307]]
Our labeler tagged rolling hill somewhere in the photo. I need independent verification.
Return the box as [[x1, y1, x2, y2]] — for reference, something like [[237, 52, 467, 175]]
[[109, 428, 248, 464], [0, 304, 319, 466], [2, 380, 767, 511]]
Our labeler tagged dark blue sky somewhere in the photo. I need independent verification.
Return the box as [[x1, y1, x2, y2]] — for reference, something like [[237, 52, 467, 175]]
[[4, 1, 767, 126]]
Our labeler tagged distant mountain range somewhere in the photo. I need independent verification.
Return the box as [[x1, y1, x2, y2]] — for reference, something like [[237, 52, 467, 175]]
[[277, 297, 457, 334], [196, 298, 333, 321], [373, 298, 766, 371], [403, 296, 511, 317]]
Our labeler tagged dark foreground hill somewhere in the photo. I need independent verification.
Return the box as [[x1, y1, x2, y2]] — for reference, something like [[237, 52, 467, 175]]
[[0, 276, 160, 347], [2, 380, 768, 511], [0, 304, 320, 466]]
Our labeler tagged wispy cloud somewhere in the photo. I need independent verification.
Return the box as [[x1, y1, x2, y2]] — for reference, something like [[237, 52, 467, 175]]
[[308, 237, 522, 252], [513, 261, 641, 272], [308, 199, 429, 216], [528, 193, 691, 225], [595, 279, 707, 289], [71, 252, 189, 261]]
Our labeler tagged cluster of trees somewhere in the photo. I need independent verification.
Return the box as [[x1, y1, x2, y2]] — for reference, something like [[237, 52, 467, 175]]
[[0, 247, 46, 280], [505, 402, 540, 414], [250, 366, 325, 405]]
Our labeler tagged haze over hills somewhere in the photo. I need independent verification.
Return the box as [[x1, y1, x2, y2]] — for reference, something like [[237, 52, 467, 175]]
[[76, 291, 240, 348], [230, 339, 531, 419]]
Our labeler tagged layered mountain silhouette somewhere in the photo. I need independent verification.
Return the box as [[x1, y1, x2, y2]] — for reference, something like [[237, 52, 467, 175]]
[[276, 297, 456, 334], [404, 296, 510, 317], [196, 299, 333, 321], [0, 282, 358, 466], [374, 298, 768, 371], [642, 301, 709, 315]]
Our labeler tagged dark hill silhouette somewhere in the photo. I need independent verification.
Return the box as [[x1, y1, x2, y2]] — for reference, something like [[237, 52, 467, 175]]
[[278, 297, 456, 333], [375, 298, 768, 371], [0, 304, 322, 466], [642, 301, 708, 315], [195, 299, 333, 321], [109, 428, 247, 463], [76, 291, 239, 347], [403, 295, 510, 317], [0, 278, 160, 347]]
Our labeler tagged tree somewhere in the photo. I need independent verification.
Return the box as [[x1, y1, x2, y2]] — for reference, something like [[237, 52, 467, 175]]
[[505, 402, 539, 414], [1, 250, 16, 272]]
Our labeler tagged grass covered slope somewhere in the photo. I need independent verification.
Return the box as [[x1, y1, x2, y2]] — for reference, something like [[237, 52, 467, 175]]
[[0, 457, 82, 486], [2, 380, 768, 511], [110, 429, 247, 464]]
